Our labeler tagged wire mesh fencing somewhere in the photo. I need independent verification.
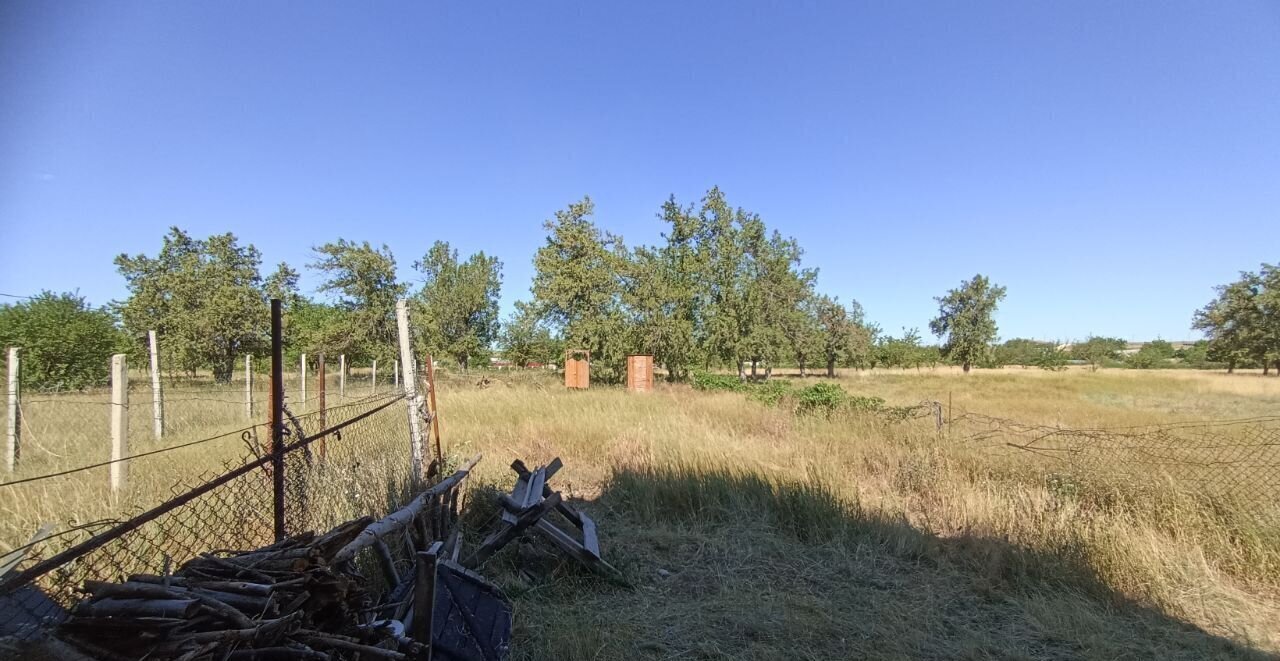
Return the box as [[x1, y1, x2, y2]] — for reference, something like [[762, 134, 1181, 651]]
[[0, 391, 418, 641], [946, 409, 1280, 522]]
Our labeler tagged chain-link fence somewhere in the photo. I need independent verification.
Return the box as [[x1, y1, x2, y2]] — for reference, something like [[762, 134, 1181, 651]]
[[0, 390, 421, 641], [946, 409, 1280, 521]]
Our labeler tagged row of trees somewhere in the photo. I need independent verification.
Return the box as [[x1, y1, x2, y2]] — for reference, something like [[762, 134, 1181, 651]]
[[516, 191, 880, 381], [107, 228, 501, 384], [8, 190, 1270, 389], [518, 189, 1008, 381]]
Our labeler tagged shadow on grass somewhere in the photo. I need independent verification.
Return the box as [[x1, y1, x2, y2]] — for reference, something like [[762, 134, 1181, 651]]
[[465, 464, 1276, 661]]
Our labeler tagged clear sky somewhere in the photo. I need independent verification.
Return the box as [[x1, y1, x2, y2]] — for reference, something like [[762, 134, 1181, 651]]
[[2, 2, 1278, 342]]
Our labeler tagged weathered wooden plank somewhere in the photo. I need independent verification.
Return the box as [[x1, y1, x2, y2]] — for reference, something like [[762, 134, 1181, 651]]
[[510, 458, 582, 527], [411, 542, 442, 661], [579, 512, 600, 559], [468, 492, 562, 566], [532, 519, 621, 578]]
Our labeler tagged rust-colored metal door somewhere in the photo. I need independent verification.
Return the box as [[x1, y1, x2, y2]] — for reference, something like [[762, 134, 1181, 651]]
[[626, 355, 653, 393], [565, 349, 590, 389]]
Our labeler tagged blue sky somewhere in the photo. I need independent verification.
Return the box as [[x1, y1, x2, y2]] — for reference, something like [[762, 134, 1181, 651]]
[[2, 2, 1278, 342]]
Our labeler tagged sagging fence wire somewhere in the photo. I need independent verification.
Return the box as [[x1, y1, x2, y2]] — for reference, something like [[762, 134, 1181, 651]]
[[944, 408, 1280, 514], [0, 391, 404, 491]]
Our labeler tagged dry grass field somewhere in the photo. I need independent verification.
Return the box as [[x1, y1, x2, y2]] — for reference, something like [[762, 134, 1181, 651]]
[[3, 367, 1280, 659]]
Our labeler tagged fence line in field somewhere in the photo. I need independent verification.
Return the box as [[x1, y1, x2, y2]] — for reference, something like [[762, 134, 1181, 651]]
[[945, 407, 1280, 515], [0, 391, 419, 637], [1, 340, 404, 488]]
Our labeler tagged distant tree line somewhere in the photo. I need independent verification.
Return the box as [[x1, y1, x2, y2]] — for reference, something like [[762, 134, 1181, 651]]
[[2, 193, 1272, 389]]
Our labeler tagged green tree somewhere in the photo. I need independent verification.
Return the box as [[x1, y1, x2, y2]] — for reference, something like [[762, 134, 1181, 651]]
[[876, 328, 925, 369], [1071, 336, 1126, 371], [0, 292, 125, 390], [813, 295, 852, 377], [1174, 340, 1212, 369], [1127, 339, 1175, 369], [994, 338, 1056, 367], [694, 187, 753, 379], [785, 296, 823, 377], [1191, 267, 1280, 374], [530, 197, 629, 382], [499, 302, 561, 368], [928, 274, 1007, 373], [1032, 344, 1069, 371], [115, 228, 269, 382], [412, 241, 502, 371], [813, 296, 871, 377], [310, 239, 405, 364]]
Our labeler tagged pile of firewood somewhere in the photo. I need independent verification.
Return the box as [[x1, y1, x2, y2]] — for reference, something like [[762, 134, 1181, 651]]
[[42, 455, 486, 660], [55, 516, 427, 660]]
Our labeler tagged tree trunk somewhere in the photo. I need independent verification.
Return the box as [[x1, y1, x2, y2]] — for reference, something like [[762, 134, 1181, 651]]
[[1265, 363, 1271, 376], [750, 360, 758, 380], [827, 359, 836, 378], [1227, 360, 1235, 374], [737, 360, 746, 381], [798, 359, 806, 378], [765, 364, 773, 380], [962, 361, 971, 374], [213, 354, 235, 384], [460, 355, 468, 373]]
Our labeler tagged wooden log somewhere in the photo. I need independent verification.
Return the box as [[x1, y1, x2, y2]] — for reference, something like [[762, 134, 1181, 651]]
[[298, 630, 407, 660], [227, 645, 331, 660], [410, 543, 442, 661], [81, 580, 254, 628], [74, 597, 199, 619], [373, 539, 399, 589], [334, 455, 481, 564]]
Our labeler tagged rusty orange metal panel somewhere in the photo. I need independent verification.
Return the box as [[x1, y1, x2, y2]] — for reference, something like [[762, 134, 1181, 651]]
[[626, 355, 653, 393], [565, 349, 590, 389]]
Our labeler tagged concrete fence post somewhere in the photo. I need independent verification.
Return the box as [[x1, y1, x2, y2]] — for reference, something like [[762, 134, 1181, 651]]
[[300, 353, 308, 412], [148, 330, 163, 440], [110, 353, 129, 498], [245, 355, 254, 420], [396, 300, 426, 482], [6, 348, 18, 472]]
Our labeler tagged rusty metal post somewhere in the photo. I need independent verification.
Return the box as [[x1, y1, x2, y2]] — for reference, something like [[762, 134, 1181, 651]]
[[269, 299, 285, 541], [317, 353, 327, 461], [425, 354, 442, 466]]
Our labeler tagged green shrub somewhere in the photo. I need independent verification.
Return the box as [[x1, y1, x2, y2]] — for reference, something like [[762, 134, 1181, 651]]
[[795, 382, 848, 415], [691, 371, 747, 392], [749, 379, 793, 405], [847, 395, 886, 412]]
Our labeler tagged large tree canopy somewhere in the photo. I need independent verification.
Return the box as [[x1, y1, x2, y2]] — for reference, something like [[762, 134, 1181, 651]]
[[529, 198, 630, 381], [310, 239, 406, 364], [115, 228, 270, 382], [412, 241, 502, 371], [0, 292, 125, 390], [929, 274, 1007, 373], [1193, 264, 1280, 374]]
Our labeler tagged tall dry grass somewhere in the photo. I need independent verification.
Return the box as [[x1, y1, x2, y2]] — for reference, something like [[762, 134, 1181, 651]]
[[437, 369, 1280, 658], [2, 367, 1278, 658]]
